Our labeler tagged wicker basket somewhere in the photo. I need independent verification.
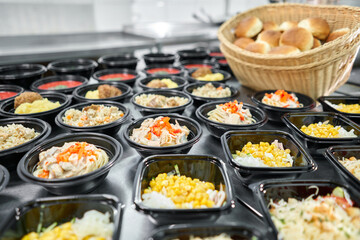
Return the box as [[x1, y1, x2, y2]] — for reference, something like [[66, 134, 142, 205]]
[[218, 3, 360, 67]]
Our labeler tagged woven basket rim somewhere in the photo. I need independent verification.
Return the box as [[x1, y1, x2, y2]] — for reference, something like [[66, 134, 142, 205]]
[[218, 3, 360, 60]]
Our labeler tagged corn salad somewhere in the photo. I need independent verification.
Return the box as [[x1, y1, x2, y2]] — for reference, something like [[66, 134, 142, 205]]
[[300, 121, 357, 138], [234, 141, 292, 167], [325, 101, 360, 114], [143, 173, 218, 208]]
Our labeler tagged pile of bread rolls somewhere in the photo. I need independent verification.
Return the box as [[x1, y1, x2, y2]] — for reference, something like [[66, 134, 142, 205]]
[[233, 16, 350, 55]]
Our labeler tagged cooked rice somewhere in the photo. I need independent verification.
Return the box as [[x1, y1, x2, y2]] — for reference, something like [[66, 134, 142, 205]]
[[0, 124, 39, 150]]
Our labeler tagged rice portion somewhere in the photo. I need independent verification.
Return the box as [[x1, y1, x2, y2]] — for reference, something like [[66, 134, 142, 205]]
[[0, 124, 39, 150], [142, 191, 176, 209]]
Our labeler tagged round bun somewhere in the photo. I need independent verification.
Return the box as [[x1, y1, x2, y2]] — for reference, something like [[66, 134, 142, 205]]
[[268, 45, 301, 55], [244, 41, 271, 54], [256, 30, 282, 48], [298, 17, 330, 40], [235, 16, 263, 38], [263, 21, 279, 31], [279, 21, 298, 32], [312, 38, 321, 49], [280, 27, 314, 51], [326, 28, 350, 43], [233, 37, 255, 49]]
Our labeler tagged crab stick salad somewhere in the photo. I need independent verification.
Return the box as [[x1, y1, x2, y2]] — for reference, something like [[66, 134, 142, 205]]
[[269, 186, 360, 240], [130, 116, 190, 147], [300, 120, 357, 138], [142, 166, 226, 209], [33, 142, 108, 179], [21, 210, 114, 240], [207, 100, 256, 125], [261, 90, 303, 108], [325, 101, 360, 114], [339, 156, 360, 180], [232, 140, 293, 167]]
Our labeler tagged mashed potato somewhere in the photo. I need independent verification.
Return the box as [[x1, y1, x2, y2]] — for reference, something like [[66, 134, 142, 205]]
[[15, 98, 61, 114], [196, 73, 224, 81], [85, 90, 99, 99]]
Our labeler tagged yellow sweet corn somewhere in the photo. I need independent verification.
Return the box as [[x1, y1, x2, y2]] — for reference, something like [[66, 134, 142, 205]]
[[300, 122, 340, 138], [143, 173, 217, 208], [337, 103, 360, 114]]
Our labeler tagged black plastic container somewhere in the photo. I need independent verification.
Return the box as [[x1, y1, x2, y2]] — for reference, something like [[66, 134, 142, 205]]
[[30, 75, 88, 94], [0, 118, 51, 169], [143, 53, 176, 65], [196, 101, 268, 138], [124, 113, 202, 157], [318, 96, 360, 123], [221, 130, 317, 183], [73, 82, 132, 103], [325, 145, 360, 191], [148, 224, 265, 240], [282, 112, 360, 155], [180, 59, 219, 70], [0, 194, 123, 240], [177, 49, 209, 61], [252, 90, 316, 122], [0, 84, 24, 102], [0, 165, 10, 192], [133, 154, 233, 224], [0, 64, 46, 89], [187, 69, 231, 84], [55, 101, 130, 135], [0, 92, 71, 125], [17, 132, 122, 195], [92, 68, 139, 87], [143, 64, 184, 77], [138, 75, 188, 91], [254, 180, 360, 240], [184, 82, 238, 107], [216, 58, 231, 72], [131, 89, 193, 116], [98, 53, 138, 70], [47, 58, 98, 79]]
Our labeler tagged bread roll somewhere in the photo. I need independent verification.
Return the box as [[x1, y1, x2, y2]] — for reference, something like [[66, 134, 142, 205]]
[[279, 21, 298, 32], [298, 17, 330, 40], [326, 28, 350, 43], [312, 38, 321, 49], [235, 16, 263, 38], [280, 27, 314, 51], [233, 37, 255, 49], [263, 21, 279, 31], [257, 30, 282, 48], [244, 41, 271, 54], [268, 46, 301, 55]]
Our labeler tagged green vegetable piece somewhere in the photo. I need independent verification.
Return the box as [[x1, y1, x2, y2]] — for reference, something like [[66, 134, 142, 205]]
[[42, 222, 57, 233], [332, 187, 345, 198], [174, 164, 180, 176]]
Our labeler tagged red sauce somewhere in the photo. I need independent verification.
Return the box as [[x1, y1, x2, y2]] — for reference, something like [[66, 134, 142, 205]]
[[99, 73, 136, 81], [209, 52, 224, 57], [0, 91, 17, 100], [184, 64, 213, 69], [218, 59, 228, 64], [38, 81, 83, 90], [146, 68, 180, 75]]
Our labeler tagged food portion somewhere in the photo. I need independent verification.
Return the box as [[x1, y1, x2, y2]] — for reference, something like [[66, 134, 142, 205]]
[[192, 83, 231, 98], [207, 100, 256, 125], [146, 78, 178, 88], [0, 124, 39, 151], [184, 64, 213, 69], [21, 210, 114, 240], [232, 140, 293, 167], [14, 92, 61, 114], [191, 68, 224, 81], [98, 73, 136, 81], [146, 68, 180, 75], [38, 80, 83, 90], [63, 104, 124, 127], [142, 166, 226, 209], [325, 100, 360, 114], [269, 186, 360, 240], [134, 94, 188, 108], [130, 116, 189, 147], [33, 142, 109, 179], [233, 16, 348, 54], [85, 84, 122, 99], [0, 91, 18, 100], [339, 156, 360, 180], [300, 121, 357, 138], [172, 234, 233, 240], [261, 90, 303, 108]]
